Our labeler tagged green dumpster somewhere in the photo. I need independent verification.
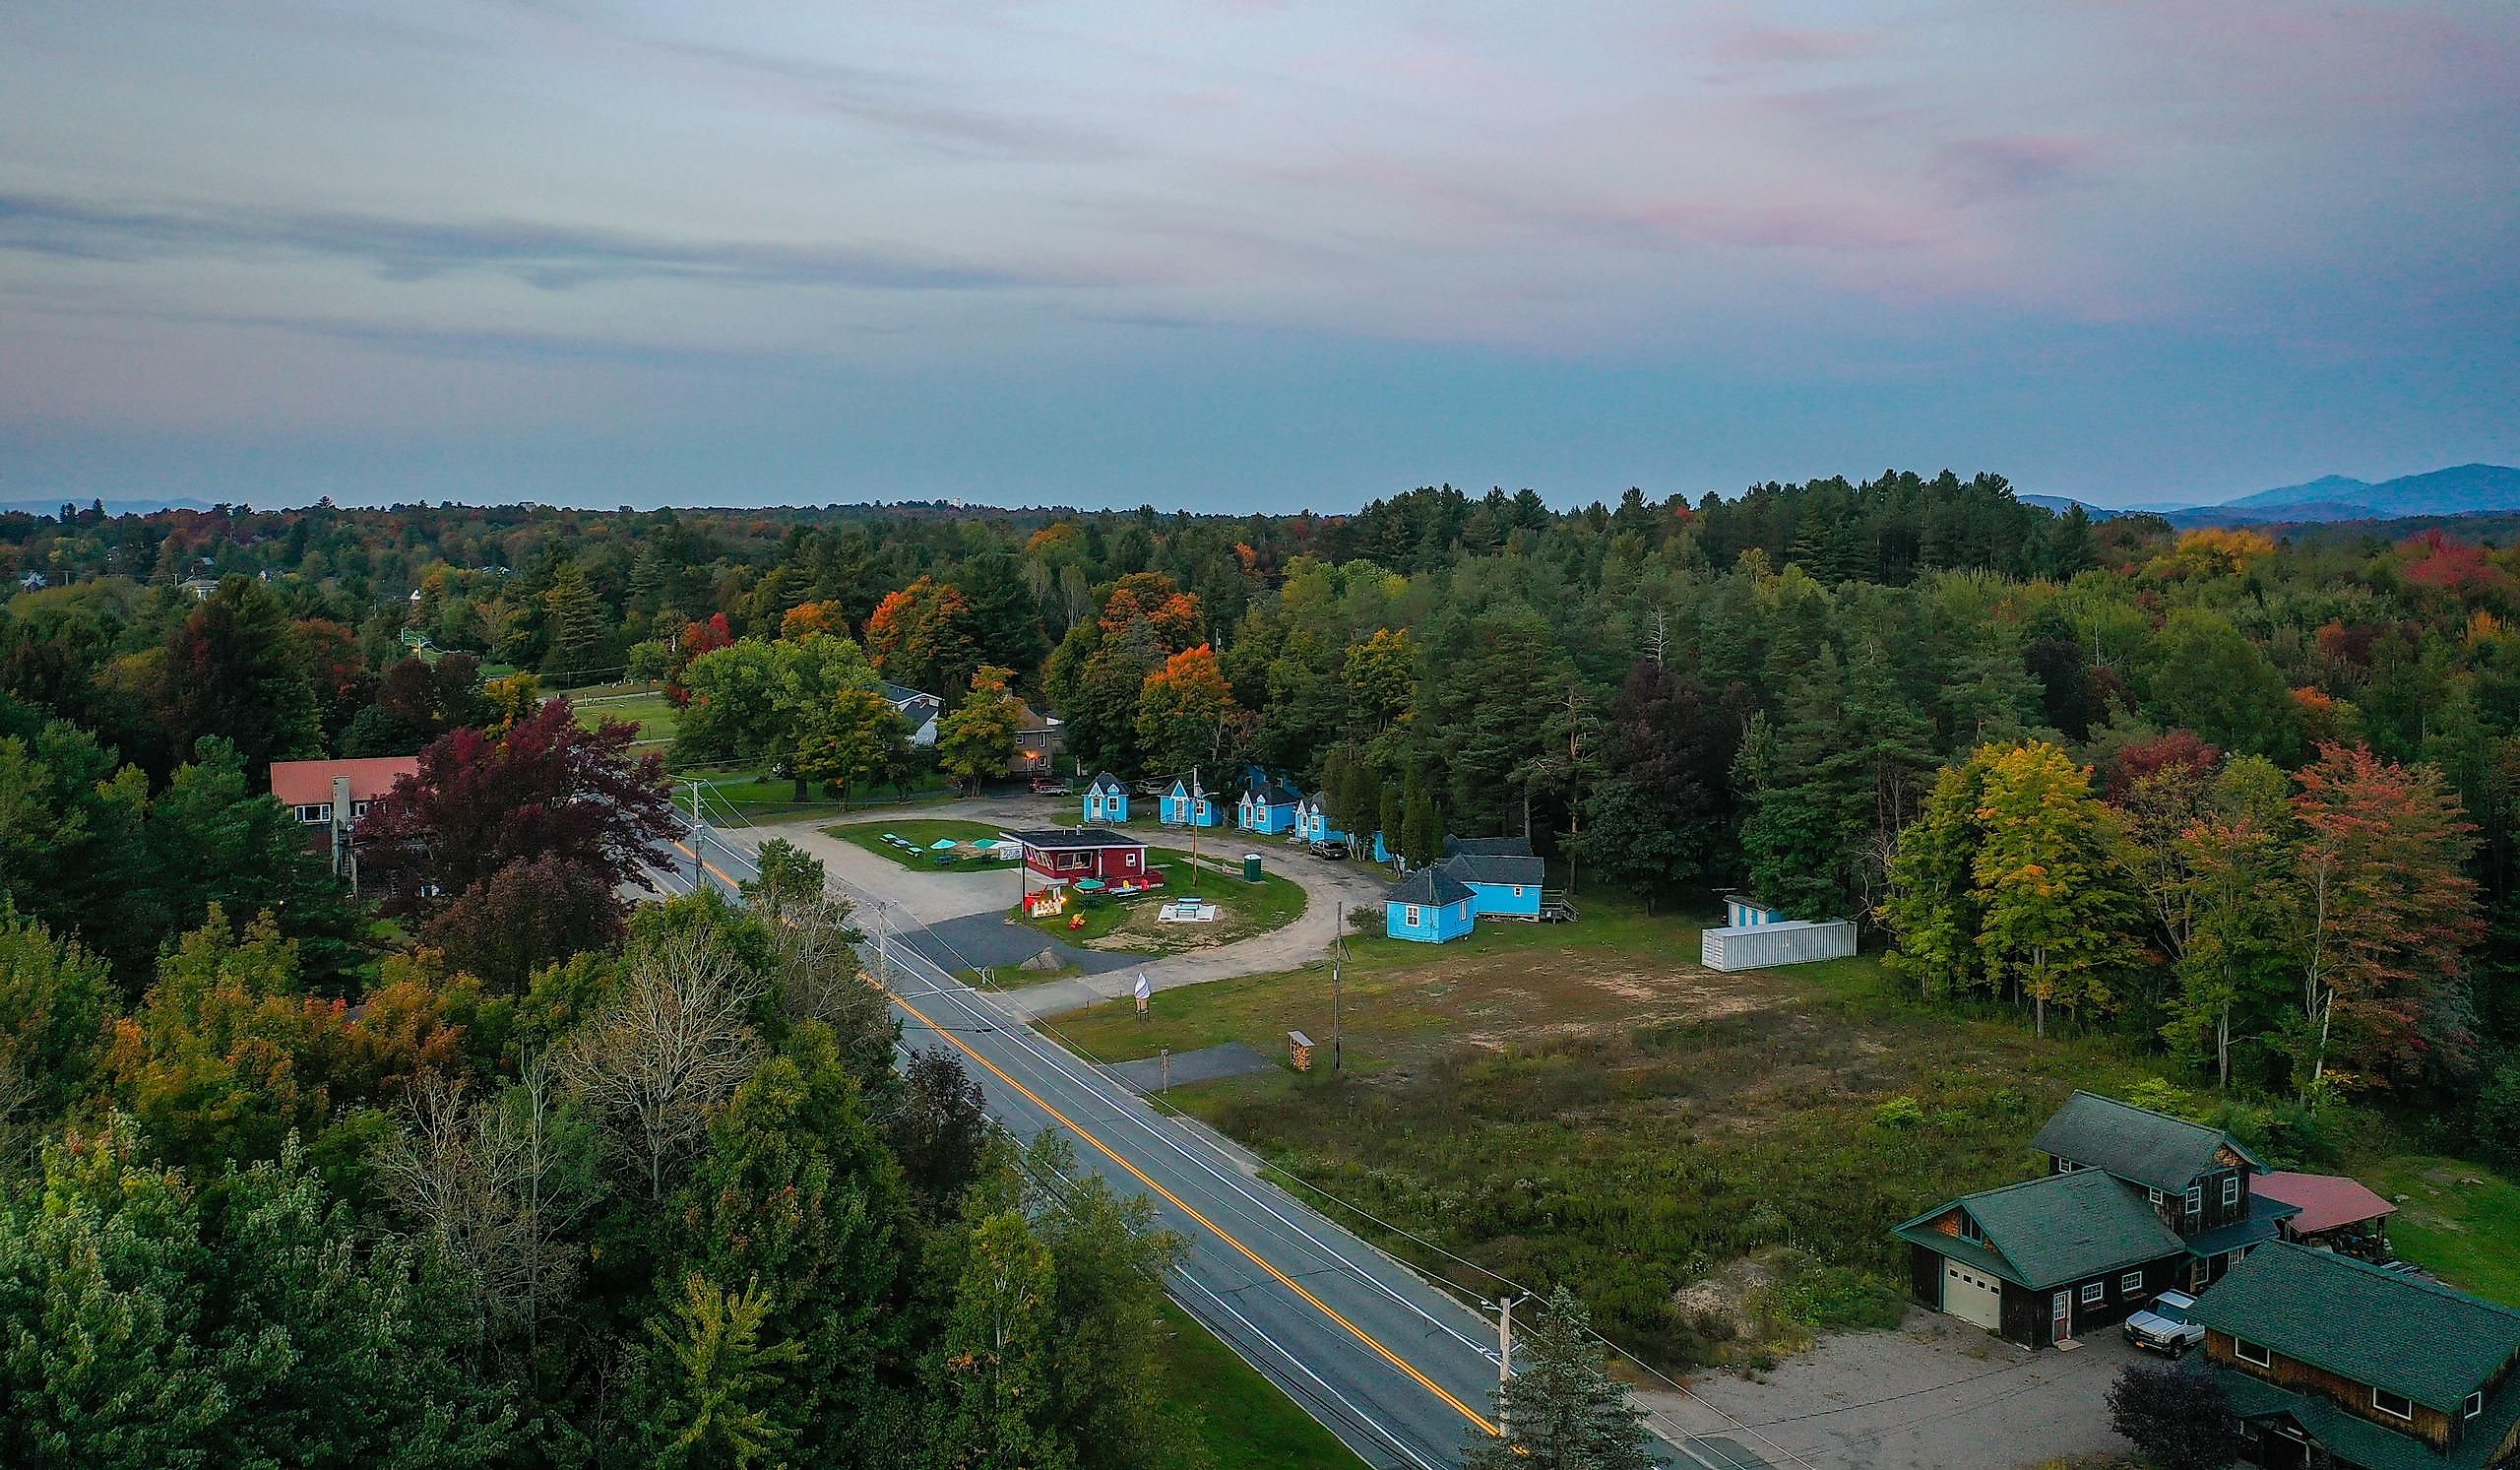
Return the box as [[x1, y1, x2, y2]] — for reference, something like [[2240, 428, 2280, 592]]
[[1242, 853, 1263, 883]]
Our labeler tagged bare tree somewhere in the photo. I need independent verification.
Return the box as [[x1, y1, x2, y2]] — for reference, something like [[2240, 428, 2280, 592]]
[[560, 929, 763, 1202], [377, 1057, 598, 1361], [754, 891, 897, 1086]]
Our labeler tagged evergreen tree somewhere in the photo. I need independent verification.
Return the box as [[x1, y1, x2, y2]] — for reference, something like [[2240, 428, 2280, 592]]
[[156, 575, 322, 778], [1460, 1286, 1651, 1470]]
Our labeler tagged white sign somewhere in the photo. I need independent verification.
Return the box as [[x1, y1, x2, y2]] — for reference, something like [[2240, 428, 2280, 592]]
[[1133, 972, 1151, 1001]]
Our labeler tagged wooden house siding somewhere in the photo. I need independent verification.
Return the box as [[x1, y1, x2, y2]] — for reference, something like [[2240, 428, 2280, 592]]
[[2207, 1331, 2458, 1451], [2049, 1157, 2255, 1236]]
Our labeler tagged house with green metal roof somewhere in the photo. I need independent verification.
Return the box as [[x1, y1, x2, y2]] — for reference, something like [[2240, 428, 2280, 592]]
[[2190, 1242, 2520, 1469], [1893, 1168, 2191, 1349], [1895, 1091, 2298, 1348], [2033, 1089, 2297, 1294]]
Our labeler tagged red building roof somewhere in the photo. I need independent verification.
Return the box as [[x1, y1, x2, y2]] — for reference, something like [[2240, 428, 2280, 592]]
[[270, 757, 418, 808], [2253, 1171, 2396, 1235]]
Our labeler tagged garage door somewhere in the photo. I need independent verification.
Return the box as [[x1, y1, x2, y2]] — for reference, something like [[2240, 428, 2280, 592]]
[[1942, 1259, 2003, 1331]]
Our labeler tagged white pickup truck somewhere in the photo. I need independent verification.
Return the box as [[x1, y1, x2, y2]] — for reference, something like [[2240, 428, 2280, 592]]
[[2121, 1289, 2206, 1356]]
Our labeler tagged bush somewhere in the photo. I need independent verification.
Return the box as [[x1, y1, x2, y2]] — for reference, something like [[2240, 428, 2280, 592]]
[[1871, 1095, 1924, 1129], [2107, 1362, 2238, 1470]]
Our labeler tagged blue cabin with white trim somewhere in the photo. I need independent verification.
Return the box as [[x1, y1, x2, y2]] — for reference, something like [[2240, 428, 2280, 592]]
[[1298, 791, 1347, 845], [1724, 894, 1788, 927], [1236, 773, 1301, 834], [1083, 772, 1129, 824], [1158, 779, 1220, 827], [1439, 851, 1544, 919], [1386, 866, 1476, 943]]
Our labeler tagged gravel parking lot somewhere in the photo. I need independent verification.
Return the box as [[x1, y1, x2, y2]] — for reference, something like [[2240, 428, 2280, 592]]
[[1637, 1308, 2139, 1470]]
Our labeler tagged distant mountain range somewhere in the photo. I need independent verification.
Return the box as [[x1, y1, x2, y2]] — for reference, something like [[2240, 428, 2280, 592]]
[[2026, 464, 2520, 527]]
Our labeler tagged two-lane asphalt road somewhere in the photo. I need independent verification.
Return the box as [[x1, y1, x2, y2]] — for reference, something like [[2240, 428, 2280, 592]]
[[669, 822, 1511, 1469]]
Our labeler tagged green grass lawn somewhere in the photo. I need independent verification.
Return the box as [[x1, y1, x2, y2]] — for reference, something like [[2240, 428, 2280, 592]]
[[1153, 1300, 1368, 1470], [2356, 1154, 2520, 1306], [1009, 848, 1309, 955], [825, 817, 1025, 873], [571, 687, 679, 744]]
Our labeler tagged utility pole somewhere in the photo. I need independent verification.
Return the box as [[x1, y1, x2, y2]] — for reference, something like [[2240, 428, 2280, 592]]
[[687, 779, 703, 894], [1494, 1292, 1525, 1433], [1188, 765, 1202, 891], [1331, 927, 1346, 1072], [873, 902, 891, 986]]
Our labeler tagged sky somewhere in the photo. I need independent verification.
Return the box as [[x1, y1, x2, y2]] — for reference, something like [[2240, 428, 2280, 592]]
[[2, 0, 2515, 513]]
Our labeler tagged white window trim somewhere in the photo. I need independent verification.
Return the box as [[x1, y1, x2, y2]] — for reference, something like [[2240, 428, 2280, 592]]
[[2120, 1270, 2144, 1293], [2149, 1187, 2166, 1206], [2466, 1391, 2485, 1420], [2371, 1387, 2413, 1422], [1512, 884, 1526, 897], [1957, 1213, 1985, 1245], [2057, 1160, 2081, 1173], [1403, 905, 1422, 927], [2184, 1184, 2203, 1216], [2223, 1176, 2240, 1207], [294, 802, 332, 823], [2235, 1338, 2272, 1368], [2080, 1281, 2105, 1306]]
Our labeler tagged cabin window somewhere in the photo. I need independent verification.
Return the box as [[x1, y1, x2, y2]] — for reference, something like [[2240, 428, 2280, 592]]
[[2235, 1338, 2272, 1368], [294, 803, 331, 823], [1512, 885, 1526, 897], [2184, 1184, 2202, 1216], [2372, 1388, 2413, 1422], [1123, 852, 1138, 868], [1404, 905, 1422, 927], [2120, 1271, 2143, 1294], [1956, 1213, 1984, 1245], [2149, 1187, 2166, 1206], [350, 800, 371, 818], [2057, 1160, 2080, 1174], [2222, 1176, 2240, 1207], [2467, 1392, 2485, 1420], [2080, 1282, 2104, 1306]]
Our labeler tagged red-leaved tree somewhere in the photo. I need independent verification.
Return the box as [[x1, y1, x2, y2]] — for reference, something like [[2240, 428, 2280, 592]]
[[2289, 743, 2482, 1099], [357, 699, 675, 921]]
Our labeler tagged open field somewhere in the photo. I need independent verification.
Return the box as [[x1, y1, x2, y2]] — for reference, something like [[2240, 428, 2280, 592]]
[[569, 686, 678, 744], [2357, 1154, 2520, 1306], [1040, 901, 2206, 1369], [825, 817, 1022, 872], [1152, 1300, 1370, 1470]]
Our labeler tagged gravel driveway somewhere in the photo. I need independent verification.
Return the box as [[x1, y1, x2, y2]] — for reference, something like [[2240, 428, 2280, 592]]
[[1634, 1309, 2139, 1470]]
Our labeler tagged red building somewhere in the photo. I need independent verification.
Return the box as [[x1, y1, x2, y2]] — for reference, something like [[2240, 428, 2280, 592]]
[[1002, 828, 1156, 902], [270, 757, 418, 865]]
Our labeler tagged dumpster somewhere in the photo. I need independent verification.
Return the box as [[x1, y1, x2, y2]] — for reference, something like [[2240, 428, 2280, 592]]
[[1242, 853, 1263, 883]]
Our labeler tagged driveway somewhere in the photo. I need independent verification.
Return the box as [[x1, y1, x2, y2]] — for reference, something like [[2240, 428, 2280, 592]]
[[1634, 1309, 2139, 1470]]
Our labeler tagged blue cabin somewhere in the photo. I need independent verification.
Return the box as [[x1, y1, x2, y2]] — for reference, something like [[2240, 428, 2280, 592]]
[[1158, 779, 1220, 827], [1083, 773, 1129, 824], [1724, 893, 1788, 927], [1440, 850, 1544, 919], [1298, 792, 1348, 846], [1236, 774, 1301, 834], [1386, 866, 1476, 943]]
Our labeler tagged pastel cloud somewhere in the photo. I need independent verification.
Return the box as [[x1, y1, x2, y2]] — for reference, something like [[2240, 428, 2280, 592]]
[[0, 0, 2511, 508]]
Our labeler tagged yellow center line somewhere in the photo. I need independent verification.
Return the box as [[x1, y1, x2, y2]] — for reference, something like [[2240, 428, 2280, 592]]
[[884, 982, 1500, 1438], [668, 839, 745, 891]]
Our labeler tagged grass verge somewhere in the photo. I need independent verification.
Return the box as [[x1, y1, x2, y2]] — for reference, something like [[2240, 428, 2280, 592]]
[[1153, 1299, 1370, 1470], [570, 687, 679, 744]]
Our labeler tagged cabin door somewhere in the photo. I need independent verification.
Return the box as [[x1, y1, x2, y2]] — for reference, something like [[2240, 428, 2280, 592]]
[[2050, 1291, 2072, 1344]]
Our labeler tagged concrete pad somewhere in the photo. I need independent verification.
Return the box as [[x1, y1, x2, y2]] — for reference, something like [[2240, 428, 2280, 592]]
[[1107, 1042, 1277, 1092]]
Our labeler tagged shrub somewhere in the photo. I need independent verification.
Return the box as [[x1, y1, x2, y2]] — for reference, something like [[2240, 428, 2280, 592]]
[[1871, 1095, 1924, 1129], [2107, 1362, 2238, 1470]]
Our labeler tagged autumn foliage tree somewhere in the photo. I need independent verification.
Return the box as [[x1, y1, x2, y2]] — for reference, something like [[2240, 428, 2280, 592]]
[[1135, 644, 1235, 776], [2287, 742, 2482, 1099], [356, 698, 675, 923], [863, 575, 980, 705]]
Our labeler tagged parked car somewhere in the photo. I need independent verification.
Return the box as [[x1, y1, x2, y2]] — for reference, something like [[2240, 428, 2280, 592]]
[[2122, 1290, 2204, 1356], [1029, 777, 1070, 795], [1309, 840, 1350, 860]]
